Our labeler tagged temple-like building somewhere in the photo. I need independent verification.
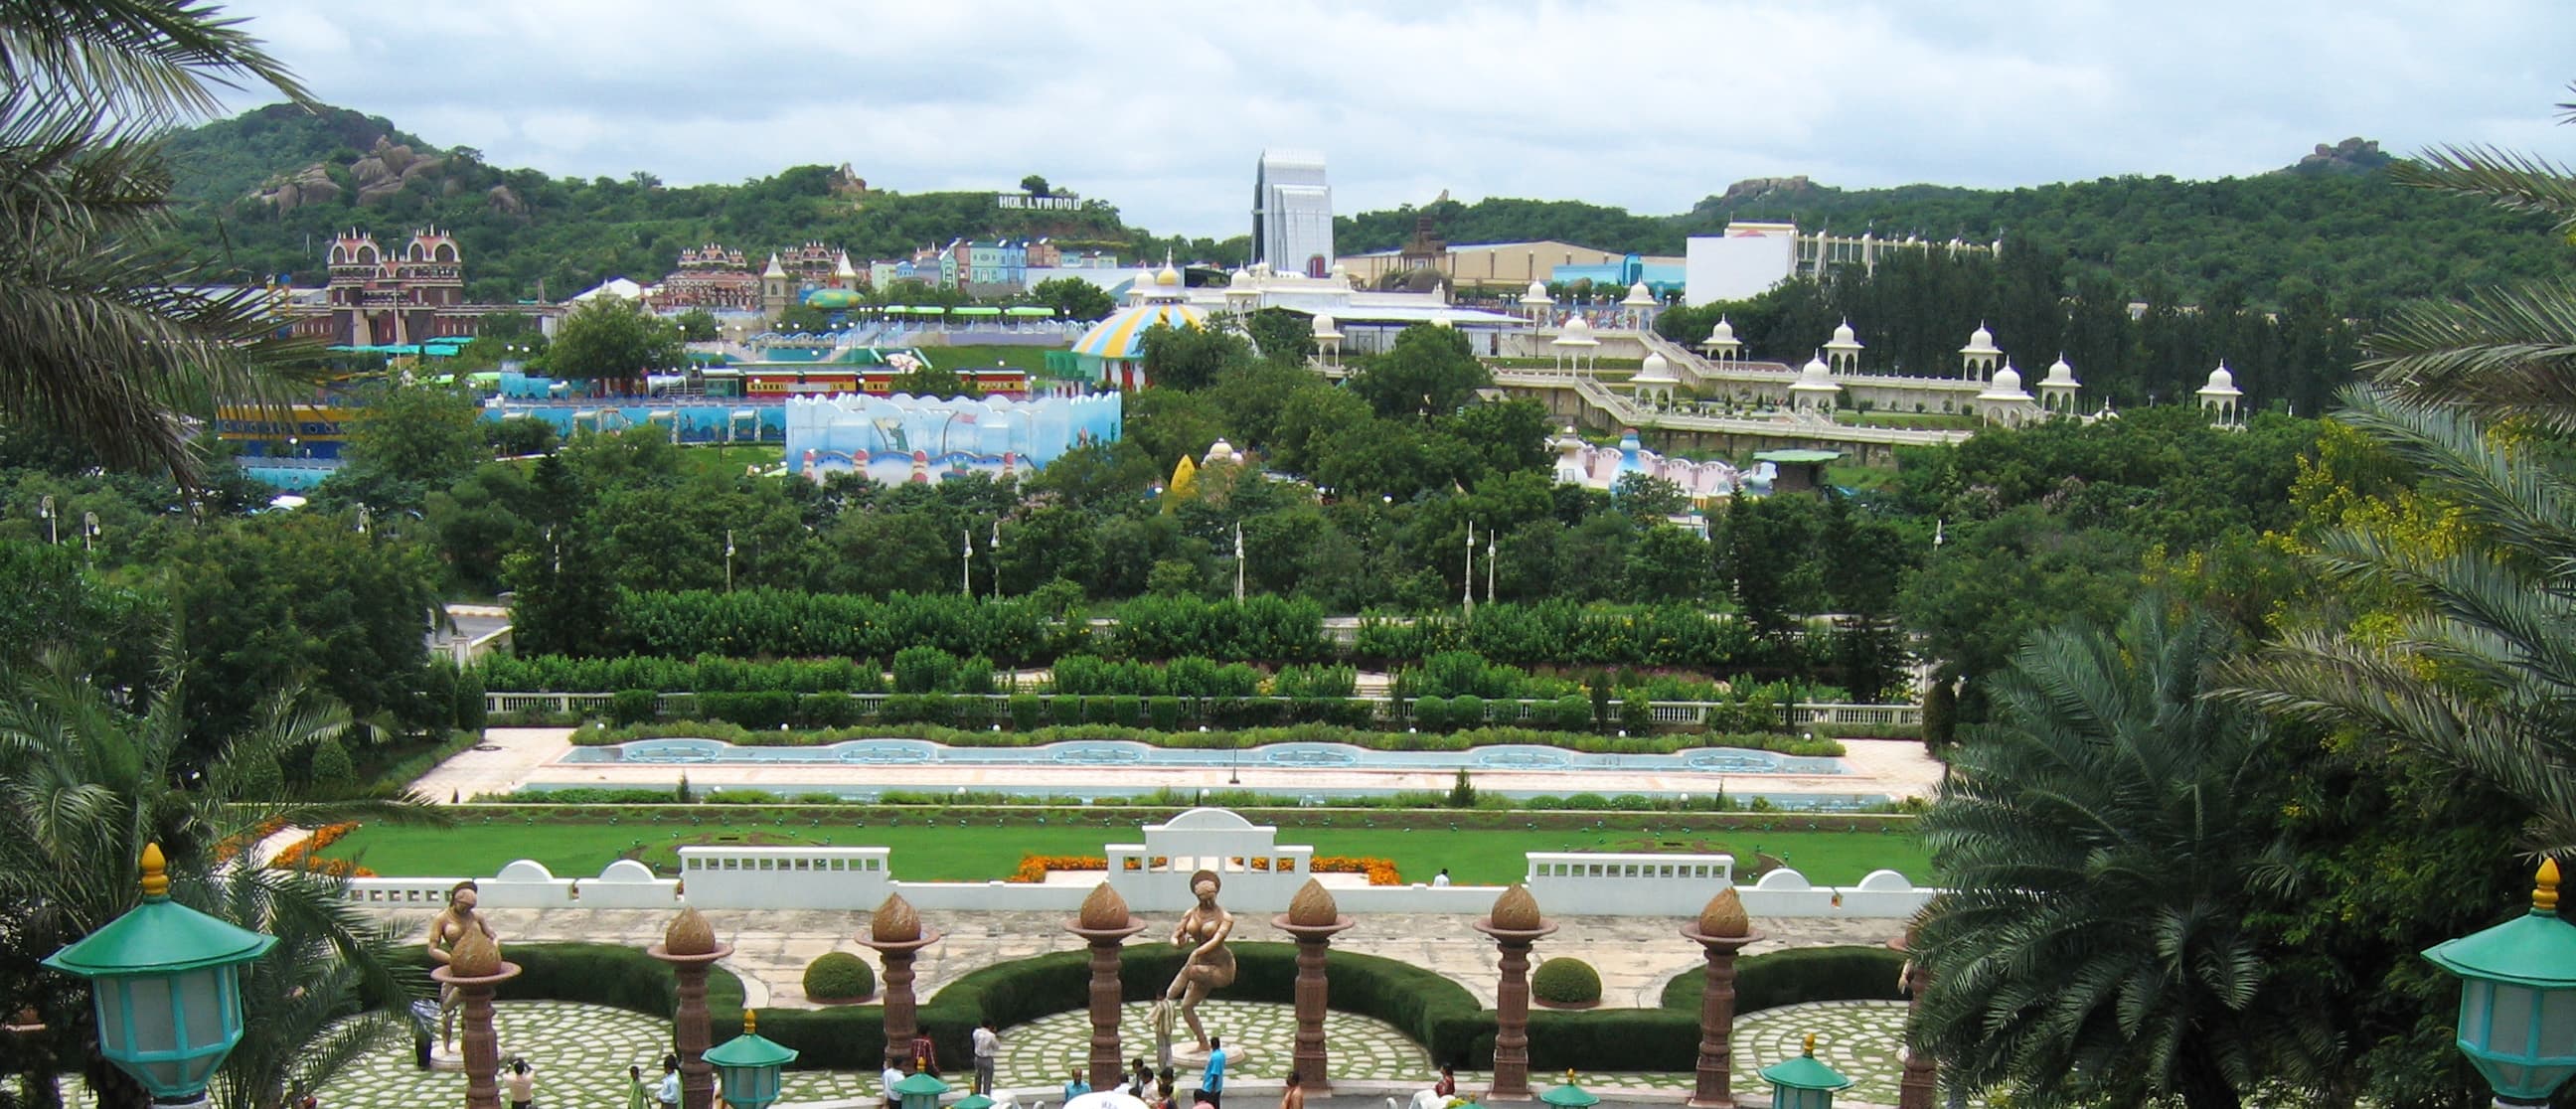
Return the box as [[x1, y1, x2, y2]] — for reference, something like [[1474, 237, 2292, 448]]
[[651, 243, 761, 310], [291, 229, 513, 347]]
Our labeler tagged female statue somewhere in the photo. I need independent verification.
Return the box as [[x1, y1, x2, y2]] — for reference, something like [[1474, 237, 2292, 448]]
[[1152, 869, 1235, 1055]]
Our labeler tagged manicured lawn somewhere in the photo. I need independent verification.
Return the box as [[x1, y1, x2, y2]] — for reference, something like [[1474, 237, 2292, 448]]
[[322, 818, 1929, 887], [924, 345, 1058, 374], [677, 444, 783, 476]]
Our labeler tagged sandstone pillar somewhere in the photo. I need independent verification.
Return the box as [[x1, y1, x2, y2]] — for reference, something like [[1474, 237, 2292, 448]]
[[1471, 884, 1556, 1101], [1271, 878, 1356, 1092]]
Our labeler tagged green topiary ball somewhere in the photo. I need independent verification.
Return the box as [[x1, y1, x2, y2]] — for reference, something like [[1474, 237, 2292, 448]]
[[1531, 956, 1602, 1007], [802, 951, 876, 1003]]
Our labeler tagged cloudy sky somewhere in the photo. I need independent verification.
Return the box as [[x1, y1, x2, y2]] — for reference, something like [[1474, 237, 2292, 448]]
[[213, 0, 2570, 238]]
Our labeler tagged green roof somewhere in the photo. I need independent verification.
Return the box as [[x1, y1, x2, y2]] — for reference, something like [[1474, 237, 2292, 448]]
[[44, 894, 275, 976], [703, 1030, 798, 1070], [1758, 1052, 1852, 1092], [1752, 449, 1845, 464], [891, 1073, 950, 1097], [2425, 909, 2576, 988], [1538, 1081, 1599, 1108]]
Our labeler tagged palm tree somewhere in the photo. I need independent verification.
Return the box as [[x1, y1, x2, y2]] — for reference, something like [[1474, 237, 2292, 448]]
[[0, 1, 317, 482], [0, 654, 441, 1109], [2354, 86, 2576, 431], [1911, 600, 2333, 1109]]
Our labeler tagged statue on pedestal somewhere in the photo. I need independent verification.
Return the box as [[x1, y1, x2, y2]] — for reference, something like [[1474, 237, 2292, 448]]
[[1150, 870, 1235, 1061], [426, 879, 497, 1052]]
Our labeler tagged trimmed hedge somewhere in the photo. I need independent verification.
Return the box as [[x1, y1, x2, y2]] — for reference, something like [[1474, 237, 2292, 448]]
[[803, 952, 876, 1001], [1660, 944, 1907, 1012]]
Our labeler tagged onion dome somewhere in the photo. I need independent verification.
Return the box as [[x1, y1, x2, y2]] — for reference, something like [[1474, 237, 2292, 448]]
[[1524, 280, 1553, 303], [1831, 320, 1857, 345], [451, 926, 504, 976], [1621, 280, 1657, 307], [1287, 878, 1340, 926], [871, 893, 922, 943], [2041, 355, 2078, 386], [2205, 363, 2236, 391], [1488, 883, 1544, 930], [1156, 262, 1182, 287], [1565, 316, 1591, 334], [1078, 881, 1130, 930], [1993, 365, 2022, 393], [1634, 352, 1678, 384], [1704, 317, 1737, 344], [1801, 354, 1832, 380], [664, 905, 719, 956], [1959, 323, 2000, 356], [1311, 312, 1341, 338], [1697, 887, 1750, 938]]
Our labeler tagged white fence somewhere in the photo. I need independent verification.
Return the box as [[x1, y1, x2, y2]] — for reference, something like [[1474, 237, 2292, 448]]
[[485, 692, 1920, 729], [342, 808, 1938, 919]]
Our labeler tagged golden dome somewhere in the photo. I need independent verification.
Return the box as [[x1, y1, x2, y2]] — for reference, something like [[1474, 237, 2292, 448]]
[[1488, 884, 1543, 931], [663, 905, 720, 956], [1078, 882, 1130, 930], [450, 926, 503, 977], [1697, 887, 1750, 938], [872, 893, 922, 943], [1286, 878, 1340, 926]]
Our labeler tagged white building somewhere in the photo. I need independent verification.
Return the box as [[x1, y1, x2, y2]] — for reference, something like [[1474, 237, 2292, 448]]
[[1252, 150, 1335, 279]]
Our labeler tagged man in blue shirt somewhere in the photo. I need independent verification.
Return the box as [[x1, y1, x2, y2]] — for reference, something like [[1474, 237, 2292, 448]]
[[1064, 1067, 1091, 1103], [1200, 1038, 1225, 1109]]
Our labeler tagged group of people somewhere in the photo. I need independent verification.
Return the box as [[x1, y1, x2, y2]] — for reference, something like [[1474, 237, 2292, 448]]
[[1055, 1043, 1232, 1109]]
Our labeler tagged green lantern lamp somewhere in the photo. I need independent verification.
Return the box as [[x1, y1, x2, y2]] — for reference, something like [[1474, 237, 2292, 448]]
[[952, 1096, 996, 1109], [1758, 1034, 1852, 1109], [893, 1067, 950, 1109], [42, 844, 276, 1104], [704, 1010, 800, 1109], [2425, 859, 2576, 1105], [1538, 1068, 1600, 1108]]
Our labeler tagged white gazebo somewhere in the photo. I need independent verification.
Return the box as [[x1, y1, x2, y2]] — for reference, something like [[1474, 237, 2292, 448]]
[[1700, 316, 1742, 365], [1789, 353, 1843, 413], [1522, 280, 1554, 328], [1620, 279, 1660, 331], [1958, 323, 2001, 381], [1823, 320, 1865, 374], [1551, 315, 1600, 374], [1975, 363, 2040, 426], [1631, 351, 1680, 409], [2036, 354, 2081, 415], [2197, 362, 2244, 426], [1311, 312, 1344, 368]]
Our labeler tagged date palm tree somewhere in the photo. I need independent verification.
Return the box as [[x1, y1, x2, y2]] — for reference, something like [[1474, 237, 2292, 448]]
[[0, 0, 315, 482], [1911, 600, 2333, 1109], [0, 652, 440, 1109]]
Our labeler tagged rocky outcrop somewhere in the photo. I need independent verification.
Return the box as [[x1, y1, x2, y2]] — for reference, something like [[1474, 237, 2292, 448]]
[[248, 135, 449, 209], [2287, 137, 2391, 176], [485, 184, 526, 217], [247, 163, 342, 212], [1719, 175, 1815, 203]]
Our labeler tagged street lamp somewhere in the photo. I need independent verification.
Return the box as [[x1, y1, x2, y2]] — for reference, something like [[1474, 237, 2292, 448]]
[[2425, 859, 2576, 1106], [1758, 1033, 1852, 1109], [40, 493, 55, 545], [42, 844, 276, 1106], [703, 1010, 799, 1109]]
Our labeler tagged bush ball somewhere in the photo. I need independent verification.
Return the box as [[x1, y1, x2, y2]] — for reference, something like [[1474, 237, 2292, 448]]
[[1531, 956, 1602, 1007], [803, 951, 876, 1002]]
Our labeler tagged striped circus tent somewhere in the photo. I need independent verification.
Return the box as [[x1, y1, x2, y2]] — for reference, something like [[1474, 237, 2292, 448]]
[[1071, 302, 1207, 389]]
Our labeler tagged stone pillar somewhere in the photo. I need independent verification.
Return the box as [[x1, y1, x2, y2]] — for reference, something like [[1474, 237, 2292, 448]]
[[429, 929, 522, 1109], [649, 906, 734, 1109], [856, 894, 944, 1071], [1890, 929, 1936, 1109], [1065, 882, 1147, 1090], [1471, 884, 1556, 1101], [1680, 888, 1763, 1108], [1271, 878, 1356, 1093]]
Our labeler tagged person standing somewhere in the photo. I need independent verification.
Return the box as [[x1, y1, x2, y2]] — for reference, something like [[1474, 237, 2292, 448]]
[[1063, 1067, 1091, 1103], [1128, 1058, 1153, 1096], [970, 1020, 1001, 1096], [507, 1058, 536, 1109], [1200, 1037, 1226, 1109], [656, 1056, 681, 1109], [1431, 869, 1451, 887], [912, 1032, 940, 1079], [625, 1066, 650, 1109], [1276, 1071, 1302, 1109], [882, 1059, 906, 1109]]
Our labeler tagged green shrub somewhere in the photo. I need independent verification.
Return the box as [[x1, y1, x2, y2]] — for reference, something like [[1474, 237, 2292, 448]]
[[452, 663, 487, 730], [1148, 696, 1182, 730], [308, 734, 355, 785], [802, 952, 877, 1001], [1009, 694, 1044, 730], [796, 693, 861, 728], [699, 691, 795, 729], [891, 646, 958, 694], [1620, 692, 1655, 735], [1412, 695, 1450, 732], [1050, 696, 1084, 726], [1451, 695, 1487, 727], [955, 655, 997, 695], [1660, 945, 1906, 1013], [610, 689, 661, 725], [1110, 695, 1144, 727], [1532, 957, 1602, 1006]]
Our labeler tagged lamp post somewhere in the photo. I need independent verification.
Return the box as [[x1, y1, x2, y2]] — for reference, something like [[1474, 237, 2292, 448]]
[[704, 1010, 799, 1109], [1462, 520, 1475, 616], [725, 530, 735, 593], [961, 528, 973, 597], [40, 493, 54, 545], [2425, 859, 2576, 1107], [991, 521, 1004, 601], [82, 512, 99, 556], [1757, 1034, 1852, 1109], [42, 844, 277, 1109]]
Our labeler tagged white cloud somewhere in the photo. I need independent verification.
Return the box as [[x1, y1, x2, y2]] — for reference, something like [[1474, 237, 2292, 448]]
[[212, 0, 2573, 238]]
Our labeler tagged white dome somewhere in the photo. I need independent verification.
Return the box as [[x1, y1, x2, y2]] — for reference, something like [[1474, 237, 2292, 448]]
[[1961, 324, 2000, 355], [1203, 439, 1238, 464], [1431, 313, 1454, 329], [2042, 355, 2077, 386], [1310, 312, 1339, 335], [1566, 316, 1591, 333], [1831, 320, 1858, 345], [1329, 262, 1348, 278], [1227, 267, 1254, 288], [1635, 352, 1676, 383], [1801, 354, 1832, 380], [1621, 280, 1657, 307], [2205, 363, 2236, 391], [1993, 365, 2022, 392], [1525, 280, 1552, 302]]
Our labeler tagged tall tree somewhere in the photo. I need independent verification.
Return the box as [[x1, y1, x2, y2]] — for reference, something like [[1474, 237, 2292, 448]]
[[544, 297, 683, 392], [1914, 600, 2333, 1109], [0, 0, 315, 481]]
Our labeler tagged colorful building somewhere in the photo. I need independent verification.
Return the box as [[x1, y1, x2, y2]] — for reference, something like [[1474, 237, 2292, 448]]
[[291, 229, 516, 346]]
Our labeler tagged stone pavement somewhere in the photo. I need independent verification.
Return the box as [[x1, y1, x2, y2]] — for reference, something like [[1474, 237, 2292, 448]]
[[295, 999, 1969, 1109], [460, 908, 1910, 1010]]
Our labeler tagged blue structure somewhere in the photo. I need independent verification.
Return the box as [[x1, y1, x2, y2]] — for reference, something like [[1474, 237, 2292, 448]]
[[783, 392, 1121, 483], [1551, 253, 1685, 295]]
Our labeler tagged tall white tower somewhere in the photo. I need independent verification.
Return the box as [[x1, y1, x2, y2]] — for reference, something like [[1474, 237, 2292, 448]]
[[1252, 150, 1335, 278]]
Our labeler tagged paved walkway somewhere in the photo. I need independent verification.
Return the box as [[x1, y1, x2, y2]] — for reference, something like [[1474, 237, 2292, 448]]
[[464, 908, 1909, 1011], [301, 999, 1963, 1109]]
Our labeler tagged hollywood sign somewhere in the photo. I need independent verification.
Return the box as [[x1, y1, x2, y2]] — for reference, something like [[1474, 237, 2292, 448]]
[[998, 193, 1080, 212]]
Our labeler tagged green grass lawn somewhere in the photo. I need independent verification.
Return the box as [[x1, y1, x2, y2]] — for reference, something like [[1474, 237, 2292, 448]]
[[923, 345, 1058, 374], [677, 443, 783, 476], [323, 818, 1928, 887]]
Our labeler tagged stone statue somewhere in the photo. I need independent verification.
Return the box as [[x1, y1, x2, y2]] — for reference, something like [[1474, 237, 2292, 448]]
[[425, 879, 497, 1051], [1151, 869, 1235, 1059]]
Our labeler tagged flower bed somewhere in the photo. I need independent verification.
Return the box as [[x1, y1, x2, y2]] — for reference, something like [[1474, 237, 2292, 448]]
[[273, 822, 377, 876]]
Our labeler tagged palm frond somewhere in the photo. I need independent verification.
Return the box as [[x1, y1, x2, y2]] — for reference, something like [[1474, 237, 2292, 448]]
[[2389, 144, 2576, 232], [2357, 287, 2576, 432], [0, 0, 308, 123]]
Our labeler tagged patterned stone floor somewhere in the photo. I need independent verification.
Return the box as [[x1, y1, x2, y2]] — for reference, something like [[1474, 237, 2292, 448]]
[[223, 999, 1964, 1109]]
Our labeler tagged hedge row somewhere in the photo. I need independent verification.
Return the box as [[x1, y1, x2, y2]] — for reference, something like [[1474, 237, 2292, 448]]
[[588, 590, 1329, 665], [480, 940, 1902, 1073], [1356, 601, 1816, 671], [573, 719, 1847, 758]]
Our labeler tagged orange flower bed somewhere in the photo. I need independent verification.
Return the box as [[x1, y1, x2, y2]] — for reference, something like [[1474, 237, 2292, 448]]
[[212, 817, 290, 864], [1313, 857, 1402, 885], [274, 823, 377, 877], [1009, 855, 1107, 883], [1013, 855, 1400, 886]]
